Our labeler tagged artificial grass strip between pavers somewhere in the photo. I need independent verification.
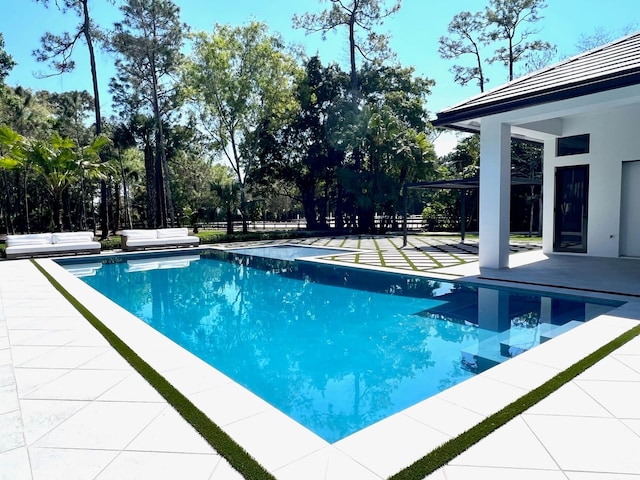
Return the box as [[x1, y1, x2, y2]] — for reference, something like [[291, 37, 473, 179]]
[[405, 239, 444, 268], [31, 259, 276, 480], [372, 238, 387, 267], [388, 321, 640, 480], [392, 247, 419, 271]]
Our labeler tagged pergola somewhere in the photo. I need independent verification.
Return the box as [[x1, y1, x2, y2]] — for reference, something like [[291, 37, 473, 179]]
[[401, 177, 542, 246]]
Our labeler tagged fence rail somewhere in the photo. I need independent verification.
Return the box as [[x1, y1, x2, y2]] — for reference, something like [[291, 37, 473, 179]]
[[196, 215, 430, 232]]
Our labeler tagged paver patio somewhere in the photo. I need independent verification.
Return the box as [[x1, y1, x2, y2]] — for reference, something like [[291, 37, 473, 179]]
[[2, 234, 639, 479]]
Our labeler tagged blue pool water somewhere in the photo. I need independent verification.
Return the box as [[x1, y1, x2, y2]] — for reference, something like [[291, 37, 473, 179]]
[[60, 250, 623, 443]]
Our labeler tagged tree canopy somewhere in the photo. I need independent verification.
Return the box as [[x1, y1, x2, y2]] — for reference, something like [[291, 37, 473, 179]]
[[0, 0, 570, 236], [184, 21, 299, 233], [109, 0, 187, 228], [0, 33, 16, 83]]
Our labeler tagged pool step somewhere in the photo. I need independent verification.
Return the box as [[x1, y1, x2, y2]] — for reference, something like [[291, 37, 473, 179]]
[[461, 331, 515, 373], [461, 321, 585, 373], [539, 320, 584, 343]]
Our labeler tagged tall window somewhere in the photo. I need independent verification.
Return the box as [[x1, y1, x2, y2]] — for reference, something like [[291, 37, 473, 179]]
[[554, 165, 589, 253]]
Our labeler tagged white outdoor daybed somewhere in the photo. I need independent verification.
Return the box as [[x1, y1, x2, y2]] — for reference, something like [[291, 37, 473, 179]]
[[5, 232, 101, 260], [121, 228, 200, 251]]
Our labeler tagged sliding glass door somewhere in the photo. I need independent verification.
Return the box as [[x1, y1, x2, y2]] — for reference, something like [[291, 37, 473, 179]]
[[554, 165, 589, 253]]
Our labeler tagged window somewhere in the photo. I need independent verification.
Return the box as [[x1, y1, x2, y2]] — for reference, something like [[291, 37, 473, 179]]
[[554, 165, 589, 253], [557, 134, 590, 156]]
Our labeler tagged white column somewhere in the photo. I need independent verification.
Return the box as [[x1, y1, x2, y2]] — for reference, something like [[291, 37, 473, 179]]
[[479, 119, 511, 269]]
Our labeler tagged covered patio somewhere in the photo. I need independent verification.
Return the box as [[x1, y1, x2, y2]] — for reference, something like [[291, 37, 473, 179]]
[[438, 248, 640, 298], [432, 31, 640, 269]]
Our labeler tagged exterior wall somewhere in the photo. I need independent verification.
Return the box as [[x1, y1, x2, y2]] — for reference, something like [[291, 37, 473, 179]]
[[542, 104, 640, 257]]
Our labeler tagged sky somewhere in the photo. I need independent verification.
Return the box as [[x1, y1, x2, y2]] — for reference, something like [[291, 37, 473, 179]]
[[1, 0, 639, 155]]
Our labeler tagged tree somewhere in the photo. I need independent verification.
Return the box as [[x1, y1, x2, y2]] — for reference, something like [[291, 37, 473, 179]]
[[293, 0, 400, 102], [574, 24, 637, 53], [24, 132, 109, 232], [441, 135, 480, 180], [520, 44, 557, 75], [252, 56, 349, 230], [163, 122, 215, 229], [254, 59, 436, 233], [294, 1, 405, 231], [440, 0, 554, 91], [438, 11, 489, 92], [0, 33, 16, 83], [0, 125, 26, 234], [436, 135, 481, 230], [210, 164, 240, 235], [33, 0, 113, 238], [109, 120, 144, 229], [1, 87, 53, 139], [48, 90, 94, 145], [294, 0, 402, 209], [359, 104, 435, 231], [185, 21, 299, 234], [45, 90, 102, 230], [485, 0, 553, 81], [109, 0, 187, 229], [348, 63, 435, 231], [0, 126, 24, 169], [0, 87, 54, 233]]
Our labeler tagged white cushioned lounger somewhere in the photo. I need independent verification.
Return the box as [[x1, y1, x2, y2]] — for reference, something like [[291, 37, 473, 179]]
[[121, 228, 200, 251]]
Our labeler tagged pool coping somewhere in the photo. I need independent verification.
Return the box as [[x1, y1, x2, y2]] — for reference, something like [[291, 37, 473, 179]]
[[34, 251, 640, 479]]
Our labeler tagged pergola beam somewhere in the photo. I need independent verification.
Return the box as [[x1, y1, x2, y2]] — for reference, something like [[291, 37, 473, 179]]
[[401, 177, 541, 247]]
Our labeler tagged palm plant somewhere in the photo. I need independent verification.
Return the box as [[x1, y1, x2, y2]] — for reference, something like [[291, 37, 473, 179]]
[[76, 135, 113, 232], [25, 133, 111, 232], [26, 134, 78, 231], [0, 125, 26, 233]]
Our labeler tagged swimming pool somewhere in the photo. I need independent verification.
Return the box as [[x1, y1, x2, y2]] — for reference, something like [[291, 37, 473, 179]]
[[59, 249, 623, 443]]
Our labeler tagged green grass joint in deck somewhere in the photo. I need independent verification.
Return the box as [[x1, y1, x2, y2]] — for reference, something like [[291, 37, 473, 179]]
[[31, 259, 276, 480], [393, 246, 418, 271], [388, 321, 640, 480], [372, 238, 387, 267]]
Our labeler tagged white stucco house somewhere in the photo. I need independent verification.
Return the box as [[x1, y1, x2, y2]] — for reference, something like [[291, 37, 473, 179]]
[[431, 31, 640, 269]]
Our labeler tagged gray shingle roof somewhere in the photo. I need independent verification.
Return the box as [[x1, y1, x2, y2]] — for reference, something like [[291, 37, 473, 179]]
[[432, 31, 640, 127]]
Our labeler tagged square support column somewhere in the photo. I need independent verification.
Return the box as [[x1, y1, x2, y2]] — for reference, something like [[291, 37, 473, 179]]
[[479, 119, 512, 269]]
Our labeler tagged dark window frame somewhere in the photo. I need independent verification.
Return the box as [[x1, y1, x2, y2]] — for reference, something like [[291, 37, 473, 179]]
[[556, 134, 590, 156], [553, 164, 589, 254]]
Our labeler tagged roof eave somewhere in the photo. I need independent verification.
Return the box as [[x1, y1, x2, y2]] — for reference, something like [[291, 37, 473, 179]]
[[432, 70, 640, 129]]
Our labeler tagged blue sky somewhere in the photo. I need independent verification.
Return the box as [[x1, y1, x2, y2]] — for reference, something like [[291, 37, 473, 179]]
[[1, 0, 638, 154]]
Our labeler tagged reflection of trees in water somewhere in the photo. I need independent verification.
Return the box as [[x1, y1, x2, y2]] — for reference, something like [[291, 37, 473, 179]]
[[511, 310, 541, 328], [84, 254, 479, 442], [437, 359, 475, 392], [428, 313, 479, 343]]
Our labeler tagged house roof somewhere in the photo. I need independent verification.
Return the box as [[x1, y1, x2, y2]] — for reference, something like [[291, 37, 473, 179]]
[[432, 31, 640, 129]]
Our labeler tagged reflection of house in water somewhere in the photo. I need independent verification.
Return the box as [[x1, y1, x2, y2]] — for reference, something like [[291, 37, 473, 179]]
[[417, 287, 616, 373]]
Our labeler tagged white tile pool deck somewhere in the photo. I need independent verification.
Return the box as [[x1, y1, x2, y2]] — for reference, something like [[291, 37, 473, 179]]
[[2, 236, 640, 479]]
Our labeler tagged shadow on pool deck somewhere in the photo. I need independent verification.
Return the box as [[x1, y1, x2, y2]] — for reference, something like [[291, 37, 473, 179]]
[[438, 249, 640, 299]]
